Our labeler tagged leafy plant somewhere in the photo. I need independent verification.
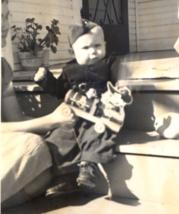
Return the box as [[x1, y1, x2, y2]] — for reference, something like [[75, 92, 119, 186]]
[[11, 18, 61, 55]]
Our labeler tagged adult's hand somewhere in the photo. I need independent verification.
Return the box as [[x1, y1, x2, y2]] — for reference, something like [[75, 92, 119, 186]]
[[50, 102, 77, 129], [1, 103, 76, 134]]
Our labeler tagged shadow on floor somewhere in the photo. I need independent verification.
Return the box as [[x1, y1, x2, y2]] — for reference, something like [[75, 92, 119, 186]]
[[2, 192, 102, 214], [105, 196, 140, 206], [2, 192, 141, 214]]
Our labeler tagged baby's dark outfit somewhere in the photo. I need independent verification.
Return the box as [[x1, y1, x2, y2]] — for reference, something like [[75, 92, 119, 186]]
[[36, 56, 121, 171]]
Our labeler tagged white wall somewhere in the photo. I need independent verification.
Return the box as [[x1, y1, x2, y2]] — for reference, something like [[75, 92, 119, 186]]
[[7, 0, 82, 71], [128, 0, 179, 52], [138, 0, 179, 52]]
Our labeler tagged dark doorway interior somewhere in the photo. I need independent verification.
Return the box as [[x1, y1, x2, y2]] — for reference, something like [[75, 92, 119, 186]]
[[81, 0, 129, 56]]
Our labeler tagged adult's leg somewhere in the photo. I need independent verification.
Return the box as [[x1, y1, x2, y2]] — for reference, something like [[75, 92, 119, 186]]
[[1, 132, 53, 207], [1, 167, 53, 209]]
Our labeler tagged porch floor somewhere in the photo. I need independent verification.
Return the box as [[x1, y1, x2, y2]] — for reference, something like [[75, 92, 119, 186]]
[[2, 192, 179, 214]]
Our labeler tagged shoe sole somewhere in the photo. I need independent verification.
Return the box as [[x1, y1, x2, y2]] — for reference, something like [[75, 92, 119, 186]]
[[46, 188, 80, 198], [77, 177, 96, 189]]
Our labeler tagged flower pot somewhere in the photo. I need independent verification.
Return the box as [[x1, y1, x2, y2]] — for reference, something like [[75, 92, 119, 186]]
[[43, 49, 50, 67], [18, 51, 44, 71]]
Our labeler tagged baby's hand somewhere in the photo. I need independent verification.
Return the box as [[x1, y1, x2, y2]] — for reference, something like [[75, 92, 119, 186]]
[[34, 67, 47, 82]]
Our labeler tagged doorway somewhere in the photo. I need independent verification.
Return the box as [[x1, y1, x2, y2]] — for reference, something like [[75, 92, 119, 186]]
[[81, 0, 129, 56]]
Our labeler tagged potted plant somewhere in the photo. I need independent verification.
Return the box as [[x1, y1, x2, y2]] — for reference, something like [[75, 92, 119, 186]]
[[11, 18, 61, 70]]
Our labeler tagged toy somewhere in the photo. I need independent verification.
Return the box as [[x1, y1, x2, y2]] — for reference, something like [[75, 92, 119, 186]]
[[154, 112, 179, 139], [61, 81, 133, 133], [174, 37, 179, 54]]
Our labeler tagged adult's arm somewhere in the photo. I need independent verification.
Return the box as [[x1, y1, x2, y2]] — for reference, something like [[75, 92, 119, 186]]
[[1, 103, 75, 134], [1, 57, 26, 121], [1, 90, 26, 122], [34, 68, 57, 96]]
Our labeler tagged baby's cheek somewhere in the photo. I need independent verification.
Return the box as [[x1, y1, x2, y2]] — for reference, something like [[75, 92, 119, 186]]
[[98, 49, 103, 56]]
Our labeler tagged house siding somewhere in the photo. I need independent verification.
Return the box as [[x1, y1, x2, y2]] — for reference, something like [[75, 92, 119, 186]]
[[128, 0, 178, 52], [137, 0, 179, 52], [128, 0, 137, 52]]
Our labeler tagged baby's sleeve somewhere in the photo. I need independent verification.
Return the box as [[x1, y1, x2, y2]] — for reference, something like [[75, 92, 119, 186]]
[[109, 55, 131, 84], [35, 68, 57, 97], [108, 55, 121, 84], [35, 68, 69, 99]]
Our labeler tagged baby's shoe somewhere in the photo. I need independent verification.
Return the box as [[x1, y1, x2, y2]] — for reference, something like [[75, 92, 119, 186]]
[[77, 162, 97, 189]]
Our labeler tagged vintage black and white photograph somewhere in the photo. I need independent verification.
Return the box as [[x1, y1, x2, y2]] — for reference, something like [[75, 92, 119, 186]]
[[1, 0, 179, 213]]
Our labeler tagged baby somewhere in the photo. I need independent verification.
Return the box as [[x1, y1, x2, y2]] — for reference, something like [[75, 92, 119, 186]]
[[34, 19, 131, 192]]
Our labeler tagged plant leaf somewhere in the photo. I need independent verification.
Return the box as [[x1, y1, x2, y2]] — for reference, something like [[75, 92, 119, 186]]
[[11, 35, 16, 41], [50, 45, 57, 53], [46, 26, 50, 31], [51, 25, 61, 34], [38, 25, 42, 30], [29, 18, 35, 23], [52, 19, 59, 25], [26, 18, 30, 23], [32, 30, 38, 38], [53, 35, 59, 45]]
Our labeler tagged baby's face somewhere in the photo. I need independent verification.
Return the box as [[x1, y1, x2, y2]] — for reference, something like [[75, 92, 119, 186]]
[[72, 31, 106, 66]]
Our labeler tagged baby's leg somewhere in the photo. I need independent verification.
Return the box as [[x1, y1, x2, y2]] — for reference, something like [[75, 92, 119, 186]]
[[45, 127, 80, 174], [76, 121, 116, 189], [77, 121, 116, 163], [77, 161, 97, 188]]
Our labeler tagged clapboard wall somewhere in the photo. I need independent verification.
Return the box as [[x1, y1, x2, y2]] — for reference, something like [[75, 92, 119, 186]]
[[137, 0, 179, 52], [128, 0, 137, 53], [8, 0, 81, 71], [128, 0, 179, 52]]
